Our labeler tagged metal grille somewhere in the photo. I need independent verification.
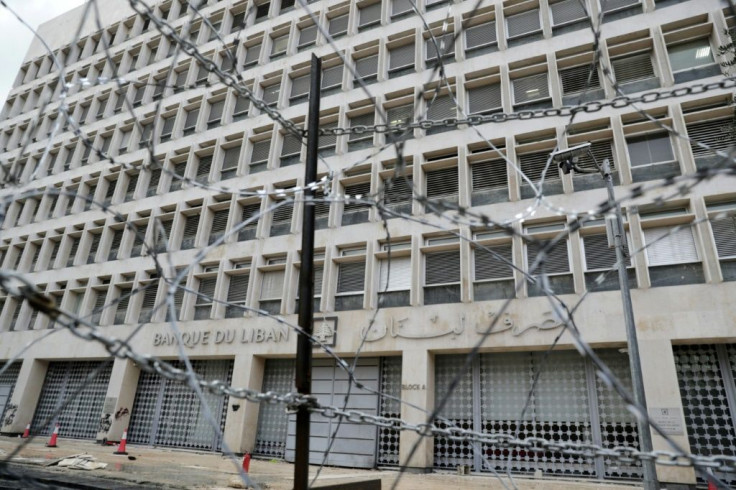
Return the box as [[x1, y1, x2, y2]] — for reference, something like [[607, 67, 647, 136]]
[[434, 355, 474, 469], [128, 360, 233, 451], [377, 357, 402, 466], [674, 344, 736, 487], [0, 362, 21, 425], [255, 359, 294, 458], [32, 361, 113, 438]]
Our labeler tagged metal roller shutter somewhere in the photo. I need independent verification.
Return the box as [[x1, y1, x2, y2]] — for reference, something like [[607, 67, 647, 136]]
[[208, 100, 224, 125], [355, 55, 378, 80], [290, 74, 309, 99], [583, 233, 630, 270], [343, 181, 371, 215], [426, 95, 455, 122], [298, 25, 317, 48], [196, 156, 212, 182], [322, 65, 343, 90], [392, 0, 412, 17], [281, 133, 301, 158], [382, 176, 413, 211], [519, 151, 555, 182], [377, 357, 402, 466], [250, 140, 271, 166], [471, 159, 507, 194], [262, 84, 280, 106], [0, 362, 21, 425], [601, 0, 639, 13], [222, 146, 240, 172], [359, 3, 381, 28], [425, 34, 454, 63], [328, 14, 348, 37], [244, 43, 261, 65]]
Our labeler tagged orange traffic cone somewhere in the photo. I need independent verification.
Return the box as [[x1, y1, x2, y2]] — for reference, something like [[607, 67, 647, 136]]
[[46, 424, 59, 448], [707, 468, 717, 490], [113, 428, 128, 455], [242, 452, 251, 473], [21, 424, 30, 438]]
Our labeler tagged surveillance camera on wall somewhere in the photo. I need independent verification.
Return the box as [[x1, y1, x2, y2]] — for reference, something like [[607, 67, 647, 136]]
[[551, 142, 592, 174]]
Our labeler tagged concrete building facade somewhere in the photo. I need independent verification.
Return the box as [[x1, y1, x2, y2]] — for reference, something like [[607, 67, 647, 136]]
[[0, 0, 735, 487]]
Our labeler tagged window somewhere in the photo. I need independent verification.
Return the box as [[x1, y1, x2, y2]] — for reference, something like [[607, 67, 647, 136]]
[[611, 52, 657, 93], [102, 179, 117, 205], [270, 199, 292, 236], [626, 132, 677, 182], [571, 139, 617, 190], [230, 11, 246, 32], [271, 34, 289, 60], [147, 168, 161, 197], [512, 73, 550, 109], [668, 39, 718, 83], [354, 55, 378, 85], [473, 240, 514, 301], [318, 122, 337, 156], [183, 107, 199, 136], [138, 281, 159, 323], [391, 0, 412, 19], [471, 157, 508, 205], [425, 34, 455, 66], [389, 43, 414, 78], [87, 233, 101, 264], [298, 25, 318, 51], [250, 139, 271, 173], [290, 74, 309, 105], [378, 243, 411, 307], [108, 228, 124, 261], [125, 173, 138, 201], [342, 181, 371, 225], [255, 2, 270, 22], [244, 43, 262, 67], [359, 3, 381, 31], [518, 150, 562, 198], [295, 262, 323, 312], [559, 64, 603, 104], [328, 14, 349, 39], [232, 94, 250, 121], [84, 183, 97, 211], [90, 287, 108, 324], [221, 145, 241, 179], [262, 83, 280, 107], [464, 20, 497, 57], [687, 118, 736, 171], [132, 84, 146, 107], [153, 78, 165, 100], [582, 231, 634, 291], [708, 202, 736, 281], [312, 189, 331, 230], [335, 254, 366, 311], [181, 214, 200, 250], [506, 8, 541, 45], [321, 65, 343, 96], [239, 202, 260, 241], [280, 132, 302, 166], [525, 224, 574, 296], [113, 288, 130, 325], [194, 276, 217, 320], [170, 161, 187, 191], [600, 0, 641, 17], [382, 175, 412, 214], [424, 245, 461, 305], [386, 103, 414, 140], [160, 115, 175, 142], [281, 0, 295, 13], [425, 95, 455, 135], [139, 122, 153, 149], [226, 273, 249, 318], [467, 83, 502, 115], [348, 112, 374, 151], [259, 269, 284, 315], [209, 209, 229, 245], [549, 0, 587, 33], [207, 99, 225, 129], [196, 155, 212, 183], [426, 167, 458, 205]]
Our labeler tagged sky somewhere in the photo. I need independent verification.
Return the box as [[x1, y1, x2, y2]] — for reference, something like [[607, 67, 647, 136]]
[[0, 0, 86, 104]]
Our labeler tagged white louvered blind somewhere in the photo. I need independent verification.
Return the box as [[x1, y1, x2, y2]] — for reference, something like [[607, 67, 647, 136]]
[[241, 203, 260, 229], [612, 53, 654, 84], [513, 73, 550, 104], [271, 201, 292, 224], [576, 140, 615, 171], [710, 215, 736, 259], [472, 159, 507, 192], [299, 25, 317, 47], [426, 167, 458, 201], [182, 214, 200, 243], [251, 140, 271, 165], [140, 283, 158, 310], [426, 95, 455, 122], [550, 0, 586, 26], [298, 266, 324, 297], [688, 119, 736, 157], [560, 64, 601, 94], [337, 261, 365, 293], [527, 240, 570, 274], [328, 14, 348, 37], [227, 274, 249, 304], [379, 256, 412, 291], [425, 250, 460, 285], [468, 84, 502, 114], [506, 9, 541, 38], [644, 226, 699, 266], [465, 21, 496, 50], [290, 74, 309, 98], [359, 3, 381, 27], [475, 244, 513, 281], [389, 44, 415, 71], [583, 233, 630, 270], [260, 270, 285, 300]]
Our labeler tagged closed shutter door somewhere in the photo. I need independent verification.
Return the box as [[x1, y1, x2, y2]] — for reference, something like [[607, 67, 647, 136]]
[[389, 44, 414, 70], [527, 240, 570, 274], [583, 233, 630, 270], [550, 0, 586, 25], [290, 75, 309, 98], [560, 64, 600, 94], [299, 25, 317, 47], [359, 3, 381, 27], [355, 55, 378, 79], [472, 159, 507, 192], [322, 65, 343, 90], [644, 226, 699, 265], [426, 95, 455, 122], [426, 250, 460, 284], [344, 182, 371, 214], [337, 262, 365, 293], [513, 73, 549, 104], [223, 147, 240, 170], [612, 53, 654, 84], [383, 176, 413, 208], [281, 133, 302, 157], [328, 15, 348, 36], [261, 270, 285, 300], [251, 140, 271, 165], [392, 0, 412, 16], [475, 244, 513, 280], [468, 84, 502, 114], [255, 360, 294, 458], [507, 9, 540, 38], [208, 100, 224, 123], [426, 167, 458, 201], [465, 21, 496, 50], [244, 44, 261, 65], [711, 215, 736, 259], [379, 256, 412, 291], [519, 151, 555, 182], [688, 119, 736, 156]]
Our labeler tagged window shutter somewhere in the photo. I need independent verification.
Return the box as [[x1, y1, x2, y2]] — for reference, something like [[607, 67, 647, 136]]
[[318, 122, 337, 149], [328, 14, 348, 36], [251, 140, 271, 164], [355, 55, 378, 79], [271, 201, 292, 224], [141, 284, 157, 310], [184, 108, 199, 129], [312, 190, 331, 219], [244, 43, 261, 65], [426, 167, 458, 201], [576, 140, 615, 170], [389, 44, 415, 70], [115, 291, 130, 322], [710, 216, 736, 259], [262, 84, 280, 105], [359, 3, 381, 27], [88, 234, 101, 261], [426, 95, 455, 122], [161, 116, 175, 136], [425, 34, 454, 62], [337, 262, 366, 293], [519, 151, 555, 182], [387, 104, 413, 126], [472, 159, 507, 192], [233, 95, 249, 116], [182, 215, 199, 248], [527, 240, 570, 274], [506, 9, 540, 38], [223, 147, 241, 169], [513, 73, 550, 104], [94, 288, 109, 312], [392, 0, 412, 16], [291, 74, 310, 98], [299, 25, 317, 47], [383, 176, 413, 208], [108, 229, 124, 258], [280, 133, 301, 158], [612, 53, 654, 84], [260, 270, 284, 300], [550, 0, 586, 25], [211, 209, 229, 235], [468, 84, 502, 114], [349, 113, 374, 140], [314, 266, 324, 296], [688, 119, 736, 157], [227, 275, 249, 304], [241, 203, 260, 227], [560, 64, 601, 94], [126, 174, 138, 195], [379, 256, 412, 291], [197, 156, 212, 178], [465, 22, 496, 49], [133, 85, 146, 104], [343, 181, 371, 214], [601, 0, 640, 13], [425, 250, 460, 284], [644, 226, 699, 265], [209, 100, 225, 122], [475, 244, 513, 280], [583, 233, 630, 270], [322, 65, 343, 89], [175, 70, 188, 87], [196, 277, 217, 303], [149, 168, 161, 188]]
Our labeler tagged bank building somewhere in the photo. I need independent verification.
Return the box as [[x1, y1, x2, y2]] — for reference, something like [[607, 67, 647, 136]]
[[0, 0, 735, 487]]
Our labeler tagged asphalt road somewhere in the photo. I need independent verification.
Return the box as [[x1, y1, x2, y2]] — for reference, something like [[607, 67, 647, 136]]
[[0, 464, 164, 490]]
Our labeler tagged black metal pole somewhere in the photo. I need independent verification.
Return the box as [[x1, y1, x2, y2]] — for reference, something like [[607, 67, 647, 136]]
[[294, 54, 321, 490]]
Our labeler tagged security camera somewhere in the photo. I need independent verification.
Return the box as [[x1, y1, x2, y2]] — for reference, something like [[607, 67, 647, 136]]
[[550, 142, 592, 164]]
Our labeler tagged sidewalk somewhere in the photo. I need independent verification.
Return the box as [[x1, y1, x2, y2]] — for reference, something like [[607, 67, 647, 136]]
[[0, 436, 642, 489]]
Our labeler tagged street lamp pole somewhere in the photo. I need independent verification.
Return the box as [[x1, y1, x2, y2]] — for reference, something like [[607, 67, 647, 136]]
[[554, 146, 659, 490]]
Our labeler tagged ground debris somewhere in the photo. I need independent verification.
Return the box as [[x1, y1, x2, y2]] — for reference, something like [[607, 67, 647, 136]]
[[48, 453, 108, 471]]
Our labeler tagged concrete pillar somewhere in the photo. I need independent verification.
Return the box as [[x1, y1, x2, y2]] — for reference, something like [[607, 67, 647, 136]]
[[639, 338, 696, 485], [96, 358, 140, 442], [399, 348, 433, 472], [1, 359, 47, 434], [223, 353, 265, 454]]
